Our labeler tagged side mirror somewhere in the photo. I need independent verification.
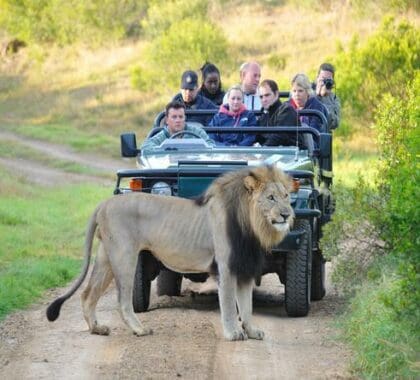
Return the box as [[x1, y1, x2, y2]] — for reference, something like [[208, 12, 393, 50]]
[[319, 133, 332, 159], [120, 133, 139, 157]]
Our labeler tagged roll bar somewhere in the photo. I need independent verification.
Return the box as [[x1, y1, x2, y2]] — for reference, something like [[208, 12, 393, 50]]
[[152, 108, 328, 132]]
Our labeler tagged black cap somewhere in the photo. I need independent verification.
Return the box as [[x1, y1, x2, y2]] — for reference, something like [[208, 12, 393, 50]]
[[181, 70, 198, 90]]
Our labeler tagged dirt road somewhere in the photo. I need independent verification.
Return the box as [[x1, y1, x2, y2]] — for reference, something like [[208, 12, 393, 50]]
[[0, 271, 352, 380], [0, 132, 353, 379]]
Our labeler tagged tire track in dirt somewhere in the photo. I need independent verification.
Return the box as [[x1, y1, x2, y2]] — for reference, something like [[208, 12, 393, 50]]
[[0, 130, 132, 186], [0, 130, 125, 172]]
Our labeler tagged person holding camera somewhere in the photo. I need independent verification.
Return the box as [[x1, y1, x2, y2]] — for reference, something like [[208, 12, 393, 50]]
[[315, 63, 341, 130]]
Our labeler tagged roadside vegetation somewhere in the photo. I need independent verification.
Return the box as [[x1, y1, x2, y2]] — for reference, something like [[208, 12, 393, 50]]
[[0, 166, 109, 319], [322, 18, 419, 377], [0, 0, 418, 377]]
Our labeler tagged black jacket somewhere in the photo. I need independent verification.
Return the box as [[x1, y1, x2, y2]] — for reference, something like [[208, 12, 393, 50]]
[[172, 93, 218, 125], [198, 87, 225, 106], [257, 99, 301, 146]]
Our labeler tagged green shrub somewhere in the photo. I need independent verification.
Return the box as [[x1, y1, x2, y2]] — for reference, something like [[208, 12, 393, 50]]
[[0, 0, 147, 44], [141, 0, 209, 38], [373, 72, 420, 325], [332, 17, 419, 118], [343, 272, 420, 378], [321, 179, 384, 295], [266, 53, 287, 71], [132, 18, 229, 91], [324, 62, 419, 380]]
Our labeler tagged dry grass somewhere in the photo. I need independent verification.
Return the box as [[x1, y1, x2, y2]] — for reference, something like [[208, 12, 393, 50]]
[[212, 3, 390, 85], [0, 3, 418, 153]]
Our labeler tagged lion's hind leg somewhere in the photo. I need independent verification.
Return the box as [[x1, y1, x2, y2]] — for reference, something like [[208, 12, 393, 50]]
[[81, 244, 113, 335], [236, 280, 264, 340], [108, 246, 153, 336]]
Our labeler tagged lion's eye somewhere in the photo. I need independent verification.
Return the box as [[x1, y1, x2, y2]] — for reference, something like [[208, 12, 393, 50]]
[[268, 194, 275, 201]]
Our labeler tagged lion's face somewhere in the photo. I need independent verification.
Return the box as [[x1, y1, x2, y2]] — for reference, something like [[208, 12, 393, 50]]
[[244, 169, 294, 247], [256, 181, 294, 233]]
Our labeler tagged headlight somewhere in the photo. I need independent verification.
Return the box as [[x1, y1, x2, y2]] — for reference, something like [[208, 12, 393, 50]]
[[151, 181, 172, 196]]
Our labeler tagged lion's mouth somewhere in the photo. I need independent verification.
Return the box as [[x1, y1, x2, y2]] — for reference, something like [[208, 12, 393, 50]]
[[272, 214, 290, 225], [272, 220, 286, 225]]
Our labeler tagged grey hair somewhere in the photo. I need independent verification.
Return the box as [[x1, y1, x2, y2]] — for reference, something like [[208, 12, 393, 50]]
[[291, 73, 314, 96], [240, 62, 249, 75], [226, 84, 244, 100], [239, 61, 261, 75]]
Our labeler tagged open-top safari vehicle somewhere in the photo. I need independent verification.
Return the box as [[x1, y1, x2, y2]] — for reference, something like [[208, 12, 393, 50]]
[[115, 106, 333, 318]]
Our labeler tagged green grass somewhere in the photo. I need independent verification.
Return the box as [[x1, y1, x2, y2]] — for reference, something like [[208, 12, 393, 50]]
[[334, 151, 378, 186], [342, 268, 420, 378], [12, 123, 119, 157], [0, 139, 109, 177], [0, 257, 81, 318], [0, 167, 110, 320]]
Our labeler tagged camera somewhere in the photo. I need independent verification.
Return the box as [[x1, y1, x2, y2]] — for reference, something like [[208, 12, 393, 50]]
[[323, 78, 334, 90]]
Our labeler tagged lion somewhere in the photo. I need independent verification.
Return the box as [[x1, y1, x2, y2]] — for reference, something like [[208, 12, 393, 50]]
[[46, 165, 294, 341]]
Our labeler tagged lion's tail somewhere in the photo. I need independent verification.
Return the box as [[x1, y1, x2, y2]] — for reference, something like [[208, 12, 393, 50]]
[[46, 204, 101, 322]]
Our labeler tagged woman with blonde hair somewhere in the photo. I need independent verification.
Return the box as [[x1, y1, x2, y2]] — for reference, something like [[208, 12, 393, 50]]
[[285, 73, 328, 131]]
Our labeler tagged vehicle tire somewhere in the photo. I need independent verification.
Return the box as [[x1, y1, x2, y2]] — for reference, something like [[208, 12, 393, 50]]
[[285, 219, 312, 317], [157, 269, 183, 296], [133, 252, 152, 313], [311, 251, 326, 301]]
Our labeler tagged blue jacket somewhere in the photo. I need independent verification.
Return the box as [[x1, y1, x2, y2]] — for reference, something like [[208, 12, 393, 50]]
[[172, 93, 218, 125], [286, 97, 329, 132], [208, 104, 257, 146]]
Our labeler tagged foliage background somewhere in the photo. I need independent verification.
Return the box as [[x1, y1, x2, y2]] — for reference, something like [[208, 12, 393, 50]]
[[0, 0, 419, 377]]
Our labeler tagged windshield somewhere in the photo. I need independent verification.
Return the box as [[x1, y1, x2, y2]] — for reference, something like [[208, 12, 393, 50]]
[[139, 145, 312, 172]]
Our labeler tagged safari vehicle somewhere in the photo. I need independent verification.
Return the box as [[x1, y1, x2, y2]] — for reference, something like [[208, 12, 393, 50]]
[[115, 107, 333, 318]]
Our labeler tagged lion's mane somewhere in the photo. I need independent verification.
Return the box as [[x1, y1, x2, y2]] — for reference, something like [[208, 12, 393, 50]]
[[197, 166, 292, 283]]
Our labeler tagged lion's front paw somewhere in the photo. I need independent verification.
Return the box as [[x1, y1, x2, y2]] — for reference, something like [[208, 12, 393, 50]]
[[224, 329, 248, 341], [91, 324, 110, 336], [133, 327, 153, 337], [244, 326, 264, 340]]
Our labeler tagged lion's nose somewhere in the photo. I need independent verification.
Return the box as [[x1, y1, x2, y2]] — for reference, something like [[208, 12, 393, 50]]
[[280, 213, 290, 220]]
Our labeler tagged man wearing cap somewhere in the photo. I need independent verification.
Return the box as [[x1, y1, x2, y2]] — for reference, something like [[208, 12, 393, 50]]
[[173, 70, 218, 125], [141, 100, 215, 152], [223, 61, 262, 111]]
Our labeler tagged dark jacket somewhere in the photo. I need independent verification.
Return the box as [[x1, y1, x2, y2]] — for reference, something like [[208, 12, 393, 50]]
[[315, 93, 341, 130], [257, 99, 301, 146], [286, 97, 329, 132], [172, 93, 218, 125], [198, 87, 225, 106], [209, 104, 257, 146]]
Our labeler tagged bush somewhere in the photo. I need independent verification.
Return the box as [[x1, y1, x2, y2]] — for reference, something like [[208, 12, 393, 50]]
[[323, 62, 419, 380], [0, 0, 147, 44], [132, 18, 229, 91], [343, 272, 420, 378], [373, 72, 420, 325], [321, 179, 385, 295], [332, 17, 419, 118], [141, 0, 209, 38]]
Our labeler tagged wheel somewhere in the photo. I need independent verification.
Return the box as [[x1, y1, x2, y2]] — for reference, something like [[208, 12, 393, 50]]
[[285, 219, 312, 317], [157, 269, 183, 296], [133, 252, 152, 313], [311, 251, 326, 301]]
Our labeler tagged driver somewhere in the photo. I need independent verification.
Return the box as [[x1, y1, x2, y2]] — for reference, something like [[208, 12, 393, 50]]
[[141, 101, 215, 152]]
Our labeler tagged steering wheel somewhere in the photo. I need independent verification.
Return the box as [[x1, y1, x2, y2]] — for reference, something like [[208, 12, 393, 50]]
[[169, 130, 202, 139]]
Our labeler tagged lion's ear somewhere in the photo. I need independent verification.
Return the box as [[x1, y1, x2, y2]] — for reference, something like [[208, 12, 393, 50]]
[[244, 175, 259, 192]]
